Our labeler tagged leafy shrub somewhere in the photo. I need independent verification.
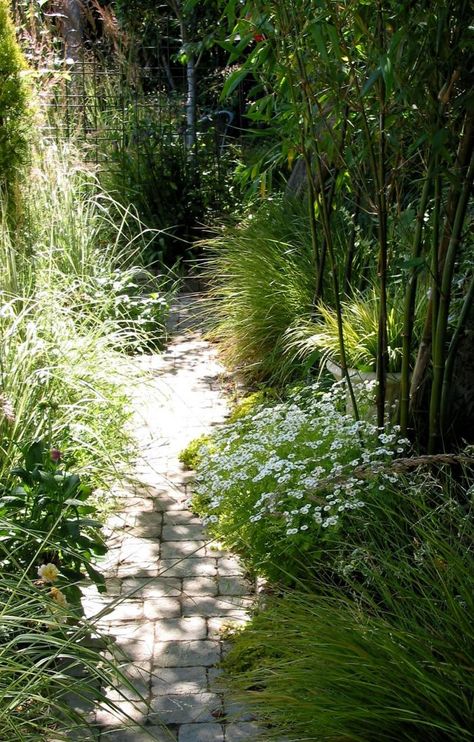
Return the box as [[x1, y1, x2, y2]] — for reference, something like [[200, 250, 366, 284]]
[[97, 97, 239, 264], [192, 381, 409, 582], [202, 195, 316, 384], [0, 0, 31, 217], [223, 475, 474, 741], [76, 267, 171, 352], [0, 440, 106, 604]]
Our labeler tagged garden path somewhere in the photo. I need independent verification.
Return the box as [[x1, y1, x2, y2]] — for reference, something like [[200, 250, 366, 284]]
[[81, 294, 258, 742]]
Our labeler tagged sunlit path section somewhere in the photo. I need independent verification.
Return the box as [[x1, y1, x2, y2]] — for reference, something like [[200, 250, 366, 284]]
[[81, 293, 259, 741]]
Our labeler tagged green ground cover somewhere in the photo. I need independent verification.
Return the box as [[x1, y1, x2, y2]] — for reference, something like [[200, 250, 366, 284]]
[[186, 388, 473, 740]]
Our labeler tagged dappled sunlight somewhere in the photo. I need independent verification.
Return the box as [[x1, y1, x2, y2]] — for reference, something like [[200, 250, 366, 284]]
[[80, 295, 255, 740]]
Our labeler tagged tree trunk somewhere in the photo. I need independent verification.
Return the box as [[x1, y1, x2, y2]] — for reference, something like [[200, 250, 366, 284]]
[[185, 51, 197, 151], [410, 112, 474, 447], [445, 300, 474, 445], [55, 0, 83, 61]]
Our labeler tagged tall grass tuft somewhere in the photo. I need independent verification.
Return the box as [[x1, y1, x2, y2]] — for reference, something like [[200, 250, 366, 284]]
[[223, 473, 474, 740], [0, 526, 143, 740], [0, 142, 174, 486], [202, 196, 316, 385], [284, 287, 426, 373]]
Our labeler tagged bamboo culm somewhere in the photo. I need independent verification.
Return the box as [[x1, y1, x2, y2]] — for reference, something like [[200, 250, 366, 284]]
[[399, 158, 434, 435], [428, 147, 474, 452]]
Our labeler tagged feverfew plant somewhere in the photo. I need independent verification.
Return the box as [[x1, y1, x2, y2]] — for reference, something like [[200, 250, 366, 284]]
[[192, 381, 409, 581]]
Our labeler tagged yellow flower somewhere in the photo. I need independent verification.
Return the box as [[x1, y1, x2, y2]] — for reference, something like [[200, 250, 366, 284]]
[[37, 563, 59, 583], [49, 587, 67, 607]]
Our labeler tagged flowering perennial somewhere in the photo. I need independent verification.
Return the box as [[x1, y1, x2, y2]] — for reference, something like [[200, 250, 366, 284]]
[[192, 382, 409, 579], [37, 563, 59, 583]]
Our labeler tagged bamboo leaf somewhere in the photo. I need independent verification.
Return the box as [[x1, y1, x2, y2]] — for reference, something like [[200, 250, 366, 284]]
[[221, 65, 250, 99], [225, 0, 238, 26], [326, 24, 342, 60], [401, 256, 427, 271], [362, 67, 382, 97], [380, 54, 393, 97], [310, 22, 329, 62]]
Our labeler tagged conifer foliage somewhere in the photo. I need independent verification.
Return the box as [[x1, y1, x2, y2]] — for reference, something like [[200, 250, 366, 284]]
[[0, 0, 31, 215]]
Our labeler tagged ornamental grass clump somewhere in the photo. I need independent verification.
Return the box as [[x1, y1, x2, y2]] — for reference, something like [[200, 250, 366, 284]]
[[192, 381, 409, 582], [222, 474, 474, 741], [0, 539, 142, 741], [202, 196, 315, 384], [0, 141, 173, 485], [284, 287, 425, 373]]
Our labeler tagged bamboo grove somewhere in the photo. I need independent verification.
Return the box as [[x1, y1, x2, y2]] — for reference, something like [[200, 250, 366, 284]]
[[222, 0, 473, 451]]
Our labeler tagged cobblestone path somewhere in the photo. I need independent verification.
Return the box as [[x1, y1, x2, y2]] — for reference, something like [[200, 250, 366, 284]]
[[82, 295, 258, 741]]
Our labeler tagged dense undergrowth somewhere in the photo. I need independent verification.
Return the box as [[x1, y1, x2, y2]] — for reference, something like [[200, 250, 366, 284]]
[[202, 196, 316, 385], [0, 137, 174, 738], [191, 382, 411, 581], [187, 389, 474, 740], [202, 195, 430, 387]]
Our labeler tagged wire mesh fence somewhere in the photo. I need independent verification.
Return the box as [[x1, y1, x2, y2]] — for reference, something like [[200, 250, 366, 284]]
[[38, 53, 187, 164]]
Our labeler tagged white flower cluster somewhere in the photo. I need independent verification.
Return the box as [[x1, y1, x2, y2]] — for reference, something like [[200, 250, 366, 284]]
[[195, 381, 409, 541]]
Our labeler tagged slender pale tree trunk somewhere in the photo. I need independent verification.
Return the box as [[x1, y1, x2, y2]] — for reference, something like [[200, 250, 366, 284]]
[[169, 0, 198, 152], [184, 45, 197, 150]]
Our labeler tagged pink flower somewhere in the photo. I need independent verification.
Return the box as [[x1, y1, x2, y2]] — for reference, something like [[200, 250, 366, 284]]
[[50, 448, 61, 463]]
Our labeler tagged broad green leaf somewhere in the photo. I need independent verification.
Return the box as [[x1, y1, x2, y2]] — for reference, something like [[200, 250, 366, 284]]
[[85, 562, 106, 591], [66, 520, 80, 539], [24, 441, 44, 471], [326, 24, 342, 60], [380, 54, 393, 97], [77, 518, 102, 529], [401, 257, 427, 271], [64, 474, 81, 496]]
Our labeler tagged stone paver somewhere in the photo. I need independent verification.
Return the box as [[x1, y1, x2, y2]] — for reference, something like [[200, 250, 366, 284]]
[[153, 640, 221, 668], [183, 577, 218, 597], [154, 617, 208, 642], [100, 730, 176, 742], [225, 723, 262, 741], [149, 692, 220, 724], [151, 666, 208, 695], [81, 294, 261, 740], [158, 558, 217, 577], [162, 524, 207, 541]]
